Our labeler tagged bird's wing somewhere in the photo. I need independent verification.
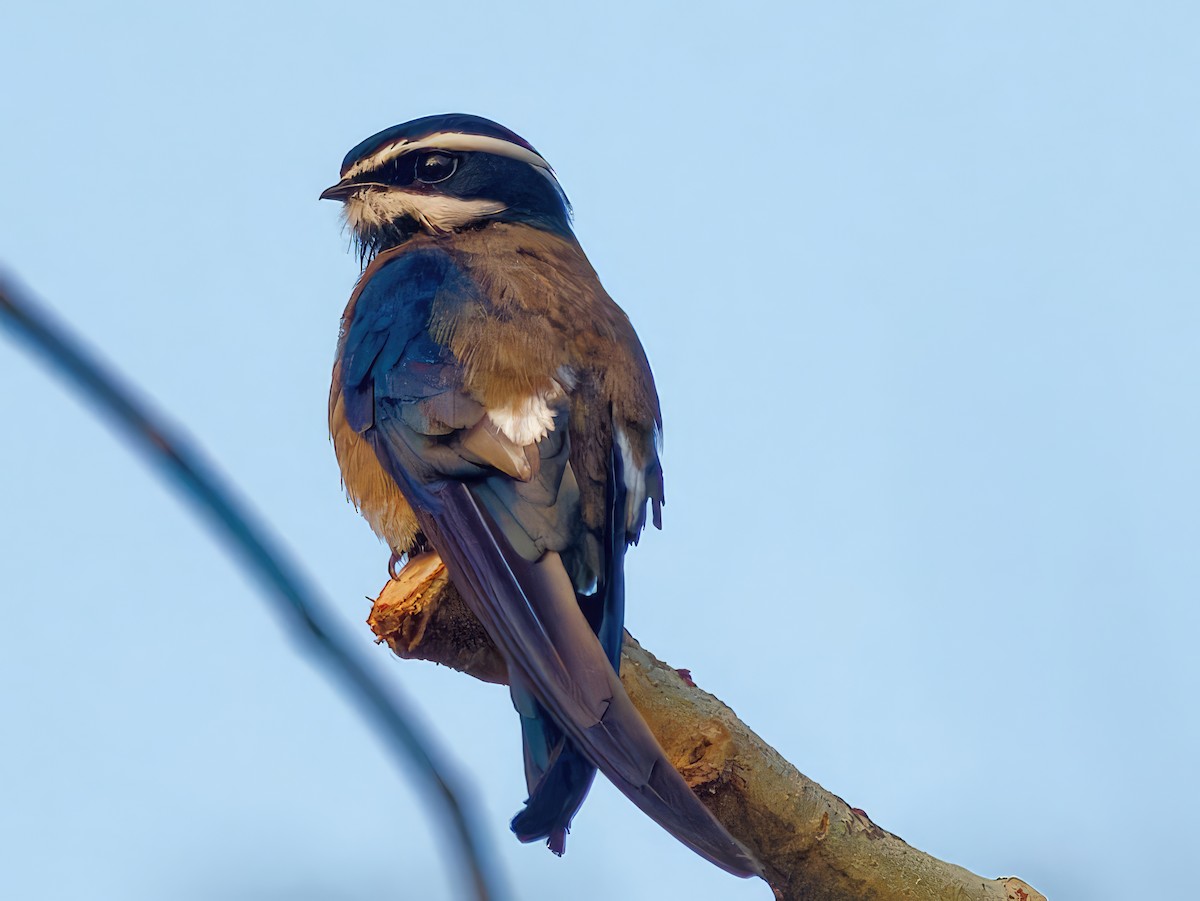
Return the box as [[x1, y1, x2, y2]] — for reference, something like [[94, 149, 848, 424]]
[[340, 246, 760, 878]]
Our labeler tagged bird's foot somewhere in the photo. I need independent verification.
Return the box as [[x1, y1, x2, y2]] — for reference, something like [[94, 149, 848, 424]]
[[388, 551, 407, 581], [367, 551, 450, 655]]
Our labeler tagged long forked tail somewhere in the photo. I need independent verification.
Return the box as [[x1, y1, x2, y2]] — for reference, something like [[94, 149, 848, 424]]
[[509, 437, 630, 852], [414, 484, 762, 879]]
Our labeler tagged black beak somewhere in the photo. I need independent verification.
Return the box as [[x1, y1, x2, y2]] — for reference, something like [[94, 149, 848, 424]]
[[319, 178, 356, 202]]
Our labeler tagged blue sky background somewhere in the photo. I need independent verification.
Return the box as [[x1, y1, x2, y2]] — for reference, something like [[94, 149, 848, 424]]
[[2, 3, 1196, 899]]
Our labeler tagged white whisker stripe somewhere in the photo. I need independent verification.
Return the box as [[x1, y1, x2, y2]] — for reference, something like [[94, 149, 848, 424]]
[[345, 132, 553, 179], [345, 190, 507, 234]]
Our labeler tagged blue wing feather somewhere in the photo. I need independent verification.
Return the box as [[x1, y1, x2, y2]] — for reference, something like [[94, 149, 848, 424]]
[[341, 253, 449, 433]]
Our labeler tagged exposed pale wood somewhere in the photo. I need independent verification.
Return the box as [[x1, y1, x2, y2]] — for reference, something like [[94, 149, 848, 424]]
[[368, 556, 1047, 901]]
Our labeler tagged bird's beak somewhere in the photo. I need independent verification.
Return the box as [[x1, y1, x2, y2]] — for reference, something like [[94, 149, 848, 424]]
[[320, 178, 357, 202]]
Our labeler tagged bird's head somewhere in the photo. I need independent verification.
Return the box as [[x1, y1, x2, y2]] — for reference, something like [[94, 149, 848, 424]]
[[321, 114, 572, 262]]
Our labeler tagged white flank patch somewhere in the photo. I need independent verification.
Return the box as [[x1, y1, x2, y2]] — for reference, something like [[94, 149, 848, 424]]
[[345, 132, 554, 180], [345, 189, 507, 234], [614, 426, 646, 523], [487, 382, 566, 446]]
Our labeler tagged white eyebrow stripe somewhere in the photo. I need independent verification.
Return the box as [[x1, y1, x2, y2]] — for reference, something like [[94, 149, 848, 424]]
[[344, 132, 553, 179]]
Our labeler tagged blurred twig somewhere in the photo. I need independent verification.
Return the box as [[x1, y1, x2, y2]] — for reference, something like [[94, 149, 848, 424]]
[[0, 272, 506, 901]]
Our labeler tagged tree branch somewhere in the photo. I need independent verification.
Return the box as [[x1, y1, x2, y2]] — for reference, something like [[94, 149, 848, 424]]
[[368, 554, 1046, 901]]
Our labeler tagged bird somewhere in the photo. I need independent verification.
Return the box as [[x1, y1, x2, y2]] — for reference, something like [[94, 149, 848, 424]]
[[322, 113, 759, 878]]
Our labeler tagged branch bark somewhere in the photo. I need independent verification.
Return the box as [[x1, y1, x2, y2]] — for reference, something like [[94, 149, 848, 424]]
[[367, 554, 1046, 901]]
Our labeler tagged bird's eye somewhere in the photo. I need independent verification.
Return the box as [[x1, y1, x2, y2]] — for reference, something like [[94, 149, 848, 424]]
[[414, 152, 458, 184]]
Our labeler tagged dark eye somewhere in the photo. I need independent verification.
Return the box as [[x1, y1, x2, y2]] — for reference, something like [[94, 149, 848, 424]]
[[414, 151, 458, 184]]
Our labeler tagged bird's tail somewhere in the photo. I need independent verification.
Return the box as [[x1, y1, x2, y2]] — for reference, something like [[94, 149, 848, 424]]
[[509, 440, 630, 852], [509, 686, 596, 853], [414, 484, 762, 878]]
